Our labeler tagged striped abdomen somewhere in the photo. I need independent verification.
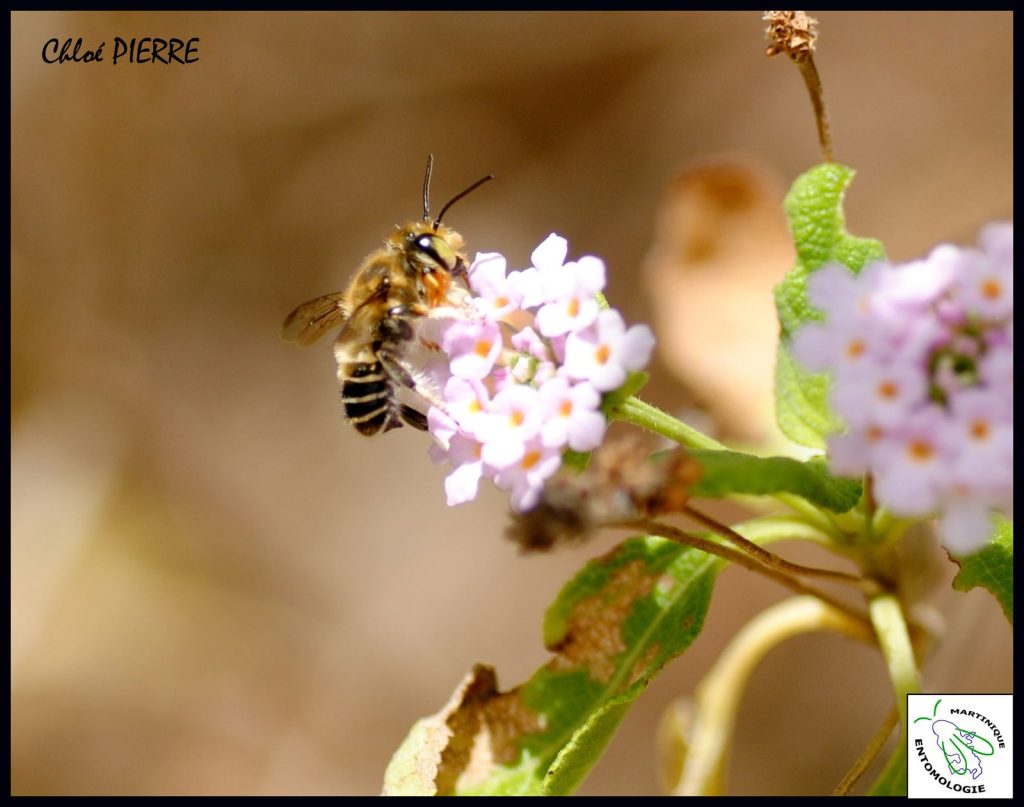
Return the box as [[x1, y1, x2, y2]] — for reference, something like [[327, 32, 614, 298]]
[[340, 360, 401, 436]]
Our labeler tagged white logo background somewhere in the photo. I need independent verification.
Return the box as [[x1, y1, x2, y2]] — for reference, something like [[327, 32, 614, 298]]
[[908, 694, 1012, 799]]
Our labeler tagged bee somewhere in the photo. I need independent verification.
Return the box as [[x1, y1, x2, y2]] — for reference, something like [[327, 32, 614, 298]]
[[281, 156, 492, 436]]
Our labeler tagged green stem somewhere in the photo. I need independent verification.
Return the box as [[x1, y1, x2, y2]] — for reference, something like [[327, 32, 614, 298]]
[[871, 508, 914, 547], [868, 594, 920, 732], [611, 396, 841, 536], [611, 396, 723, 451], [667, 596, 875, 795]]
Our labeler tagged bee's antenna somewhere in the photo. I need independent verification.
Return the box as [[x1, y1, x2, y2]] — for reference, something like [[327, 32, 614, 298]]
[[433, 173, 494, 229], [422, 154, 434, 221]]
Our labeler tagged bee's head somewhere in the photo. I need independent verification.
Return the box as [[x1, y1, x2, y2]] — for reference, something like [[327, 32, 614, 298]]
[[395, 155, 492, 301], [393, 222, 466, 307], [405, 224, 462, 275]]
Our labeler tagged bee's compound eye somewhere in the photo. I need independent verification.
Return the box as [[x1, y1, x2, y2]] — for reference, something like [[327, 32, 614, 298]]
[[412, 233, 446, 272]]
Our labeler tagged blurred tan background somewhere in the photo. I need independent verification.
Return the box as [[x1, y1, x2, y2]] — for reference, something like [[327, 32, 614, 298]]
[[11, 11, 1012, 796]]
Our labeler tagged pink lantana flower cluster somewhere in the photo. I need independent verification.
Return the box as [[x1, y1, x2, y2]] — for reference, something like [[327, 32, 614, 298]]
[[792, 222, 1013, 555], [427, 234, 656, 511]]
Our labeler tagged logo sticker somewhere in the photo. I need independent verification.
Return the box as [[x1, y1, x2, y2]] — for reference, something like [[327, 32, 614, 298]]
[[908, 694, 1012, 798]]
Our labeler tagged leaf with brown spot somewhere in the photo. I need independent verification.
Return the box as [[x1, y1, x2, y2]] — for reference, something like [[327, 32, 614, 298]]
[[382, 664, 502, 796], [384, 536, 725, 795]]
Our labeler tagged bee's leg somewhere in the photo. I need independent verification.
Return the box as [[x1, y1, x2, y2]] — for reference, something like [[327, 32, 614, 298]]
[[378, 310, 416, 343], [377, 347, 416, 389], [378, 348, 446, 413], [378, 356, 433, 430], [380, 410, 405, 433], [399, 404, 429, 431], [376, 307, 444, 431]]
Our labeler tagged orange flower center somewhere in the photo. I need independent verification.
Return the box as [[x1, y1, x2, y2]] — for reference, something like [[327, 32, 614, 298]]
[[474, 340, 493, 358], [559, 400, 573, 417], [907, 440, 934, 462], [566, 298, 580, 317], [981, 278, 1003, 300], [877, 381, 898, 400], [970, 419, 990, 440], [468, 400, 482, 414], [595, 344, 611, 365], [509, 410, 525, 428], [521, 450, 541, 470], [845, 339, 865, 358]]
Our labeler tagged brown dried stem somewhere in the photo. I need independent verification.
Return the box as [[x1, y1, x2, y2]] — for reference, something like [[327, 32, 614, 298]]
[[831, 705, 900, 795], [610, 518, 872, 629], [764, 11, 834, 162], [682, 503, 879, 594]]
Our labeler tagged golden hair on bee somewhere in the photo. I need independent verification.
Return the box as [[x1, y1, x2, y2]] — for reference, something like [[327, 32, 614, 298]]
[[281, 155, 492, 436]]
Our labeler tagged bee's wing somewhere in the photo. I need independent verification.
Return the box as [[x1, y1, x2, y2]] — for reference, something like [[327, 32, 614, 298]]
[[281, 291, 348, 346]]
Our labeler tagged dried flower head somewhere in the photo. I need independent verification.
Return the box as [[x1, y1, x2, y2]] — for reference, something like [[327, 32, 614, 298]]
[[764, 12, 833, 163], [764, 10, 818, 61], [506, 437, 701, 552]]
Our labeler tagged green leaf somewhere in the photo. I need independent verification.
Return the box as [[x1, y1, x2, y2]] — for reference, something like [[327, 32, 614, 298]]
[[535, 695, 634, 795], [774, 345, 843, 450], [774, 163, 886, 447], [867, 743, 907, 796], [687, 448, 862, 514], [952, 515, 1013, 625], [775, 164, 886, 337], [383, 536, 724, 796]]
